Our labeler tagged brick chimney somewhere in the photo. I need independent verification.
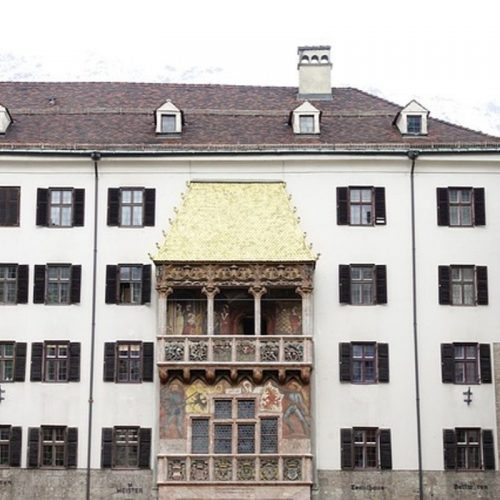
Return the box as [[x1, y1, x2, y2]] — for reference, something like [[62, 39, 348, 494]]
[[297, 46, 332, 100]]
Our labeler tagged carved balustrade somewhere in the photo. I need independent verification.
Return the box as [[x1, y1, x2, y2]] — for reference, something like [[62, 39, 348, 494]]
[[157, 454, 313, 484]]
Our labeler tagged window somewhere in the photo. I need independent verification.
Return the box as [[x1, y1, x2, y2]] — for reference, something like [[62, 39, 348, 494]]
[[105, 264, 151, 305], [339, 342, 389, 383], [101, 427, 151, 469], [441, 343, 491, 384], [30, 342, 80, 383], [33, 264, 81, 305], [0, 187, 20, 226], [190, 398, 278, 455], [0, 342, 26, 382], [36, 188, 84, 227], [0, 426, 21, 467], [103, 342, 154, 383], [106, 188, 155, 227], [0, 264, 28, 304], [438, 265, 488, 306], [337, 187, 386, 225], [339, 265, 387, 305], [27, 426, 77, 468], [161, 114, 177, 133], [299, 115, 314, 134], [437, 187, 485, 227], [406, 115, 422, 134], [341, 428, 392, 470], [443, 428, 495, 471]]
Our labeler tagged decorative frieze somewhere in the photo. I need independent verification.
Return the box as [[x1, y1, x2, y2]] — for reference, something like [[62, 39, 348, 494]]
[[156, 262, 314, 290]]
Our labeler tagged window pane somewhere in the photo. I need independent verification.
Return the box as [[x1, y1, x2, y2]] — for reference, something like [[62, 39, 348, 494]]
[[237, 400, 255, 419], [214, 400, 232, 419], [299, 116, 314, 133], [50, 191, 61, 204], [360, 189, 372, 203], [121, 190, 132, 203], [132, 207, 143, 226], [214, 424, 232, 454], [192, 419, 209, 454], [352, 361, 362, 382], [237, 423, 255, 454], [121, 207, 131, 226], [260, 418, 278, 454], [161, 115, 176, 133], [361, 206, 372, 225], [350, 205, 361, 225], [350, 190, 361, 203]]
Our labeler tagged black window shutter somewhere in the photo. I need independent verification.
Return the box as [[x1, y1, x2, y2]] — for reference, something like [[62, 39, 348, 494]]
[[438, 266, 451, 305], [69, 343, 81, 382], [441, 344, 455, 383], [479, 344, 492, 383], [33, 265, 46, 304], [141, 265, 152, 304], [36, 188, 48, 226], [336, 187, 349, 225], [30, 342, 44, 382], [73, 189, 85, 226], [377, 343, 389, 383], [105, 265, 118, 304], [374, 187, 386, 225], [436, 188, 449, 226], [375, 265, 387, 304], [101, 428, 113, 468], [340, 428, 353, 470], [107, 188, 120, 226], [144, 189, 156, 226], [339, 265, 351, 304], [142, 342, 154, 382], [66, 428, 78, 468], [70, 265, 82, 304], [339, 343, 351, 382], [379, 429, 392, 469], [482, 430, 495, 470], [473, 188, 485, 226], [443, 429, 457, 470], [476, 266, 488, 305], [103, 342, 116, 382], [138, 428, 152, 468], [9, 427, 22, 467], [14, 342, 27, 382], [17, 265, 29, 304], [27, 427, 40, 468]]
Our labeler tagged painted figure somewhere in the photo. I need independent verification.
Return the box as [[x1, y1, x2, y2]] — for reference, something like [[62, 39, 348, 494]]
[[165, 382, 185, 437], [283, 381, 310, 436]]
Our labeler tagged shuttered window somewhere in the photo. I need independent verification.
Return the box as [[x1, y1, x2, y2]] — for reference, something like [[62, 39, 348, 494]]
[[103, 342, 154, 383], [0, 187, 20, 226], [30, 342, 80, 383], [36, 188, 84, 227], [438, 265, 488, 306], [437, 187, 485, 227], [105, 264, 151, 305], [337, 186, 386, 225], [341, 428, 391, 470], [441, 343, 491, 384], [443, 428, 495, 471], [107, 188, 155, 227], [339, 265, 387, 305], [0, 264, 28, 304], [339, 342, 389, 384], [33, 264, 81, 305], [0, 426, 22, 467], [28, 426, 77, 468], [100, 427, 151, 469]]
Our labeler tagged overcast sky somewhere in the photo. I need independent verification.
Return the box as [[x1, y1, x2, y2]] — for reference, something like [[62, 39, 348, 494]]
[[1, 0, 499, 136]]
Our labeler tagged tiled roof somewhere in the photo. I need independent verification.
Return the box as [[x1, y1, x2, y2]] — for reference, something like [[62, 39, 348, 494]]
[[0, 82, 498, 151], [154, 182, 317, 262]]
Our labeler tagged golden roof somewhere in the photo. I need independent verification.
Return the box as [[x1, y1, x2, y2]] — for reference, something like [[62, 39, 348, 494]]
[[154, 182, 316, 262]]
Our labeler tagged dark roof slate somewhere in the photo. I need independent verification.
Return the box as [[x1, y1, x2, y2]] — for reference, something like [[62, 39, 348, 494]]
[[0, 82, 498, 151]]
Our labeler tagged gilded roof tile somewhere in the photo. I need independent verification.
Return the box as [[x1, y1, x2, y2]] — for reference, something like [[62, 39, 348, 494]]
[[154, 182, 316, 262]]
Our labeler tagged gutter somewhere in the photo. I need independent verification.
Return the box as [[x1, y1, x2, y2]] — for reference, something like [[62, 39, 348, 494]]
[[408, 149, 424, 500], [86, 151, 101, 500]]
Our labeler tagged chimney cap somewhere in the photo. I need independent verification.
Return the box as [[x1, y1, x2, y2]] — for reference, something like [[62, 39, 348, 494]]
[[298, 45, 331, 52]]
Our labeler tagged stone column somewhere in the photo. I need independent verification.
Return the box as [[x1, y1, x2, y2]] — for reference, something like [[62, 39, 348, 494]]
[[202, 286, 219, 335], [249, 286, 267, 335], [297, 286, 313, 336], [157, 287, 173, 363]]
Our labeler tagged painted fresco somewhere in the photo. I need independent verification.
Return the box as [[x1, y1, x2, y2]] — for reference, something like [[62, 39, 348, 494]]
[[282, 380, 310, 438], [167, 299, 206, 335], [272, 301, 302, 335], [162, 381, 186, 438]]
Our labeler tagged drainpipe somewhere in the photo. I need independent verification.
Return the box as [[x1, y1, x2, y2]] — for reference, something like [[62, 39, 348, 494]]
[[86, 151, 101, 500], [408, 149, 424, 500]]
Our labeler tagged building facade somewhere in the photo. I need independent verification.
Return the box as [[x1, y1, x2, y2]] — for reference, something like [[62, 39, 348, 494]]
[[1, 47, 500, 499]]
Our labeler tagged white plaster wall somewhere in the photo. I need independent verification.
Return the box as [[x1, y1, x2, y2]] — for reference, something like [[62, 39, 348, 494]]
[[1, 152, 500, 474]]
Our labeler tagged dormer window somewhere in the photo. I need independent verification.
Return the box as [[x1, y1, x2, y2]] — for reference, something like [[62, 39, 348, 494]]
[[292, 102, 321, 135], [155, 100, 182, 135], [394, 100, 429, 136], [0, 104, 12, 134], [299, 115, 315, 134], [407, 115, 422, 134]]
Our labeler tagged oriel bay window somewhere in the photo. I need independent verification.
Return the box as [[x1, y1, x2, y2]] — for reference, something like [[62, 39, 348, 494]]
[[191, 398, 278, 455]]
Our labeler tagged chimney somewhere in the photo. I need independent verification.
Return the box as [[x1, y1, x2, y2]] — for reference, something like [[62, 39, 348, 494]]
[[297, 46, 332, 100]]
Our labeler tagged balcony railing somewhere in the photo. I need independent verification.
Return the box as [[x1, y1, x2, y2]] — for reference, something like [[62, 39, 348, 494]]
[[158, 335, 313, 366], [157, 454, 313, 484]]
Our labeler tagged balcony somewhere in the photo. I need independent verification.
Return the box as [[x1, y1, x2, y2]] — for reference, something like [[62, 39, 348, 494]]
[[157, 454, 313, 484], [157, 335, 313, 384]]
